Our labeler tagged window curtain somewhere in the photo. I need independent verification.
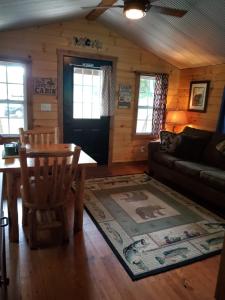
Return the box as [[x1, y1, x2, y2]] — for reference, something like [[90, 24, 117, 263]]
[[152, 73, 169, 137], [217, 87, 225, 133], [100, 66, 115, 116]]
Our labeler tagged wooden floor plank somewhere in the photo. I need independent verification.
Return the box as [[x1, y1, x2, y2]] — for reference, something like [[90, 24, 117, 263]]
[[4, 162, 220, 300]]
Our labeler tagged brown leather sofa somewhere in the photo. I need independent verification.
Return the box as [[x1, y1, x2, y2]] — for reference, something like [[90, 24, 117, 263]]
[[148, 127, 225, 215]]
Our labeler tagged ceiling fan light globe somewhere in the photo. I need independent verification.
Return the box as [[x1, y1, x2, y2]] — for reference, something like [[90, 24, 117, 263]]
[[124, 8, 146, 19]]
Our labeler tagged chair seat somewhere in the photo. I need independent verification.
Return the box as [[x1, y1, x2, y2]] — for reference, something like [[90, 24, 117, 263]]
[[36, 210, 62, 229]]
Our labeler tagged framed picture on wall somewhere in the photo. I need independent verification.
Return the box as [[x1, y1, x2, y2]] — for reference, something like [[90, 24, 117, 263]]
[[188, 81, 210, 112]]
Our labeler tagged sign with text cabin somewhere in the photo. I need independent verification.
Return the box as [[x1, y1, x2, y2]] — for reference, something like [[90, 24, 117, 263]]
[[33, 78, 56, 95]]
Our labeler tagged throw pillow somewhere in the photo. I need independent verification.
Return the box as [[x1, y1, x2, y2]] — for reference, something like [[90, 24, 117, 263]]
[[160, 131, 181, 153], [174, 134, 209, 162], [216, 140, 225, 155], [183, 126, 213, 140]]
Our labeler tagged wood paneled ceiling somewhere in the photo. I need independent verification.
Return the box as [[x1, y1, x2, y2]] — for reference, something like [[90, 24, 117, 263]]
[[0, 0, 224, 69]]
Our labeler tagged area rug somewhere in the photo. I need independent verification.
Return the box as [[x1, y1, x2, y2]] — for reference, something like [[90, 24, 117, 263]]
[[84, 174, 225, 280]]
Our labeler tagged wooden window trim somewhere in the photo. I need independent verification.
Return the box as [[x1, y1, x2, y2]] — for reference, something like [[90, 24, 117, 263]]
[[132, 72, 156, 140], [0, 56, 32, 137]]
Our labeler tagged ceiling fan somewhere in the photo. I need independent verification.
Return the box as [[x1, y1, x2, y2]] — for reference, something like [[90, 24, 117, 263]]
[[82, 0, 188, 20]]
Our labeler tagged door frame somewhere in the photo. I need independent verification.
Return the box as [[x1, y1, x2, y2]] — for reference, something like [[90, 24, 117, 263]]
[[57, 49, 117, 166]]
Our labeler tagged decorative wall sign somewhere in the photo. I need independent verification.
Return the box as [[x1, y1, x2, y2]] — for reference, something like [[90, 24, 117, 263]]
[[188, 81, 210, 112], [118, 84, 132, 109], [33, 78, 56, 95], [73, 36, 103, 50]]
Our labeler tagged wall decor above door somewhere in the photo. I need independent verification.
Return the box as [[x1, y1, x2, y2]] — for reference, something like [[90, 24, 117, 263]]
[[73, 36, 103, 50]]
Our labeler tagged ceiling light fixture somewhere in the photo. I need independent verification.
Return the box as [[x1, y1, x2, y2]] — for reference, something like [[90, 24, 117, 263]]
[[123, 1, 147, 20]]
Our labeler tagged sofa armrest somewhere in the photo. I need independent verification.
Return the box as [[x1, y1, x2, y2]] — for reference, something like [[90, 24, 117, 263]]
[[148, 140, 160, 174], [148, 140, 160, 159]]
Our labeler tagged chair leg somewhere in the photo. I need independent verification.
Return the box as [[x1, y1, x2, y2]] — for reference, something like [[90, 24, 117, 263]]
[[28, 210, 38, 249], [22, 205, 28, 226], [58, 206, 69, 243]]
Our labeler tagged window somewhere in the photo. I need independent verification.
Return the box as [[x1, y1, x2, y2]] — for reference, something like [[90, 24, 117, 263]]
[[73, 67, 103, 119], [0, 61, 27, 135], [135, 74, 156, 134]]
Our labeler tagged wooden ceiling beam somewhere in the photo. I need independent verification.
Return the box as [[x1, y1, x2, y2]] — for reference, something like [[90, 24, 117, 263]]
[[86, 0, 118, 21]]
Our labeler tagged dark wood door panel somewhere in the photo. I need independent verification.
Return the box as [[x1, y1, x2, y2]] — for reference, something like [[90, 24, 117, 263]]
[[63, 55, 111, 165]]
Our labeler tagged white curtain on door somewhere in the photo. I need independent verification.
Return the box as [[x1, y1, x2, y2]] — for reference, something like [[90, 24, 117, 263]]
[[100, 66, 115, 116]]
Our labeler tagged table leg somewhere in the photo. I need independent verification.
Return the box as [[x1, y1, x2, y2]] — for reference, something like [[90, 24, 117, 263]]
[[74, 167, 86, 233], [215, 237, 225, 300], [6, 173, 19, 242]]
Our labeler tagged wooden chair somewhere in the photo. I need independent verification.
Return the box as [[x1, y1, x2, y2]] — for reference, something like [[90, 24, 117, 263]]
[[19, 127, 59, 145], [19, 146, 81, 249]]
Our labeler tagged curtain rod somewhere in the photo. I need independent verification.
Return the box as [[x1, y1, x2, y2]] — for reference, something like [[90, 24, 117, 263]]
[[69, 63, 100, 69], [134, 71, 169, 75]]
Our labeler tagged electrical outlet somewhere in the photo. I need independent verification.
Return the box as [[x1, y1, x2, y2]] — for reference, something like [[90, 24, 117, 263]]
[[140, 146, 145, 152], [41, 103, 51, 112]]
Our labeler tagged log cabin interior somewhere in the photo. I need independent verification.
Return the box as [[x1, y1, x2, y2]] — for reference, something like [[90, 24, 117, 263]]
[[0, 0, 225, 299]]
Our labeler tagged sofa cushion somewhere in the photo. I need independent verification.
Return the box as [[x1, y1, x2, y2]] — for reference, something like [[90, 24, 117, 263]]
[[200, 170, 225, 192], [174, 161, 217, 177], [159, 131, 181, 153], [216, 139, 225, 155], [183, 126, 213, 140], [174, 134, 209, 162], [153, 152, 180, 168], [203, 133, 225, 170]]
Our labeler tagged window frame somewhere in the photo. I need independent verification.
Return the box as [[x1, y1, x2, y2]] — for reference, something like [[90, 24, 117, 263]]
[[0, 57, 32, 137], [133, 72, 156, 139]]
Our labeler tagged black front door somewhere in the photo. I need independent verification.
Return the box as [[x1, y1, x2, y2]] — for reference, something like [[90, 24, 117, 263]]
[[63, 56, 112, 165]]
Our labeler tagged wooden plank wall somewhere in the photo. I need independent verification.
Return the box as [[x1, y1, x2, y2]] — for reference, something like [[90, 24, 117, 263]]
[[167, 64, 225, 132], [0, 18, 177, 162]]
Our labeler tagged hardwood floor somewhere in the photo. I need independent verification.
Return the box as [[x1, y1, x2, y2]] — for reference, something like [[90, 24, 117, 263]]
[[4, 162, 220, 300]]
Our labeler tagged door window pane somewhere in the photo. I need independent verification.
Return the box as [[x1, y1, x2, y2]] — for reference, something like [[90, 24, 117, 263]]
[[73, 85, 83, 102], [73, 67, 102, 119], [74, 72, 83, 85], [73, 102, 82, 119], [83, 73, 92, 86], [92, 105, 100, 119], [83, 86, 92, 101], [83, 103, 92, 118]]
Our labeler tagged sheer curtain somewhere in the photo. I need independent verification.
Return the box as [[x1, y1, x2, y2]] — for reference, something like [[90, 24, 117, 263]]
[[100, 66, 115, 116], [152, 73, 169, 137]]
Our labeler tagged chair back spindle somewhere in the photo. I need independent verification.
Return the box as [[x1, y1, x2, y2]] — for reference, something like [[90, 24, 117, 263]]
[[19, 127, 59, 145]]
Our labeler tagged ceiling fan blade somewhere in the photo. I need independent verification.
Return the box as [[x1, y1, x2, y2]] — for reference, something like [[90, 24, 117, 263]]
[[150, 5, 188, 17], [85, 0, 119, 21], [82, 5, 124, 9]]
